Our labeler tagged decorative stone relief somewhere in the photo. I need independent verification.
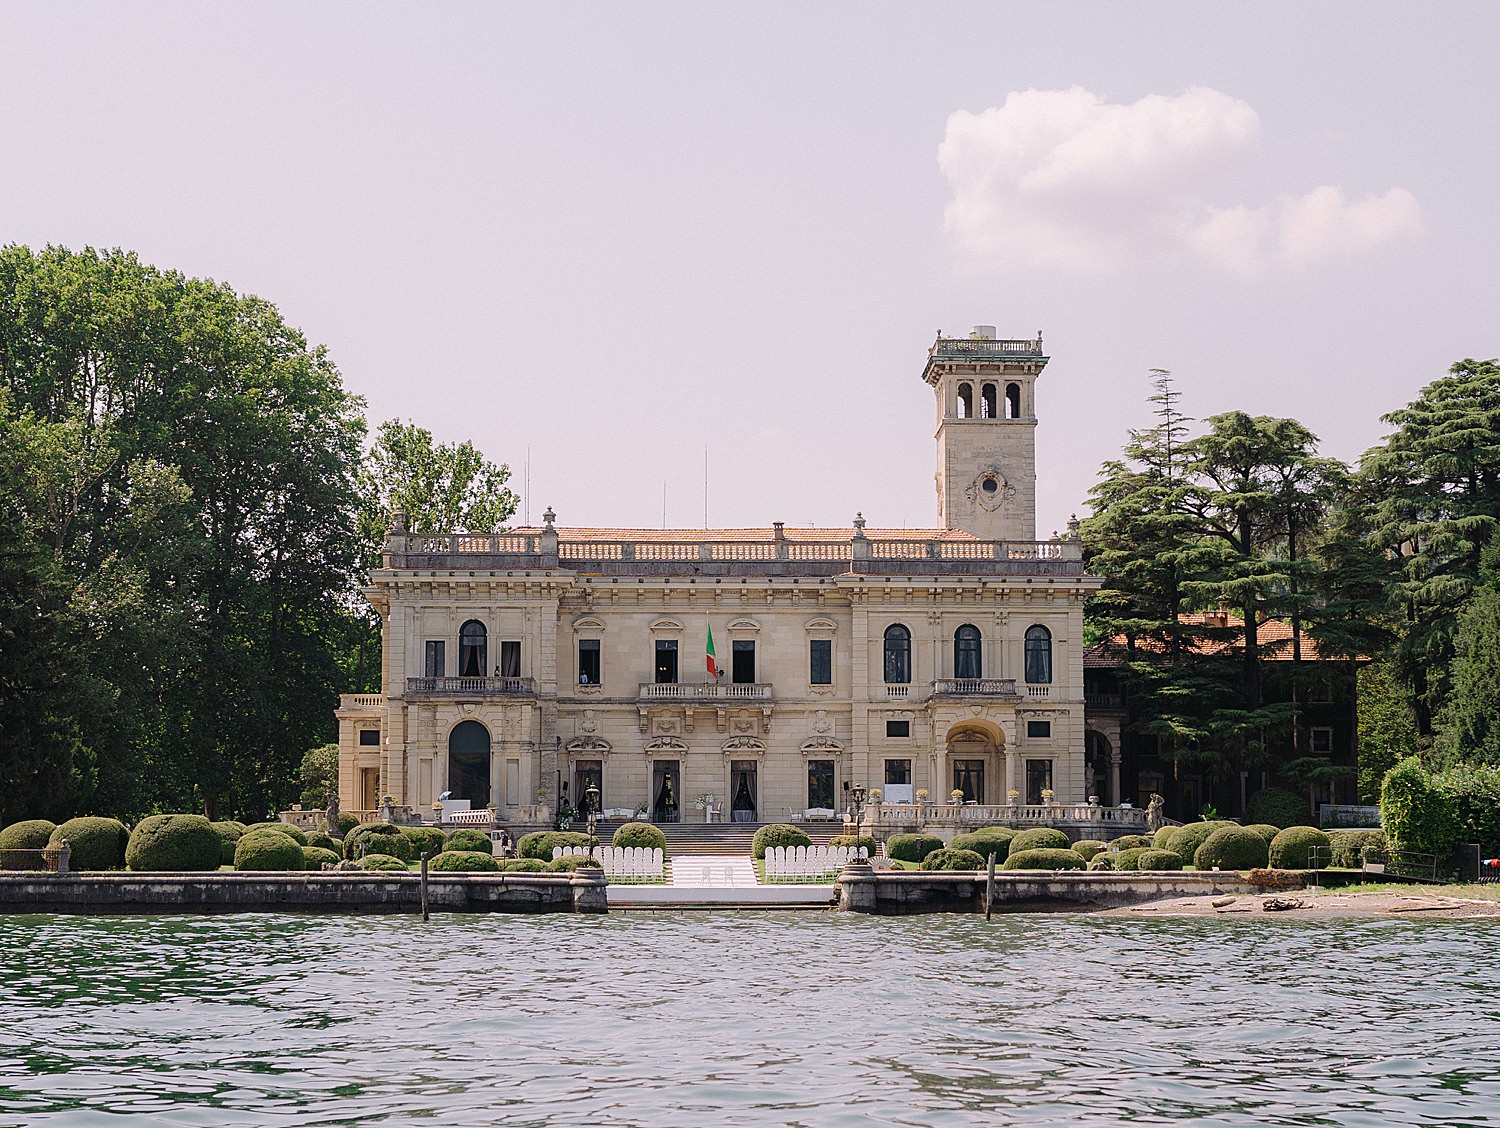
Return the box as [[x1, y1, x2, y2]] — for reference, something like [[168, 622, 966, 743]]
[[813, 710, 832, 734], [579, 709, 599, 735], [644, 736, 688, 753], [965, 466, 1016, 513], [722, 737, 766, 754], [800, 737, 845, 755], [565, 736, 611, 755]]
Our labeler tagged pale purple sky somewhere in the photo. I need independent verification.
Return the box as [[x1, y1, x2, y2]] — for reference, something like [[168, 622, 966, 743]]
[[4, 3, 1496, 536]]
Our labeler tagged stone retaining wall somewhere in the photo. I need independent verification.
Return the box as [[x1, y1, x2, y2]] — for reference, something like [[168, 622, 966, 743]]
[[836, 867, 1263, 914], [0, 870, 607, 915]]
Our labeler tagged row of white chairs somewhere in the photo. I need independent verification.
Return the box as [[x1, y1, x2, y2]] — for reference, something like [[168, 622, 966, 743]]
[[552, 845, 664, 879], [764, 844, 867, 882]]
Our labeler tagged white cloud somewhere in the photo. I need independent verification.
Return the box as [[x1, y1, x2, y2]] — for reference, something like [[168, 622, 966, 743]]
[[938, 87, 1422, 276]]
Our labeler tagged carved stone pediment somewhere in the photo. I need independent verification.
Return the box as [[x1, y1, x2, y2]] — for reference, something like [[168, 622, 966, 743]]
[[565, 737, 611, 755], [721, 736, 765, 755], [800, 737, 845, 755], [644, 736, 688, 752]]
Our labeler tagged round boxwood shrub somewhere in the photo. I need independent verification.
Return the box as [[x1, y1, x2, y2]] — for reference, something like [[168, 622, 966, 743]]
[[548, 855, 601, 872], [1087, 854, 1114, 871], [1194, 825, 1270, 871], [921, 847, 986, 871], [401, 826, 447, 858], [430, 850, 500, 872], [1071, 839, 1107, 862], [358, 853, 409, 871], [612, 822, 668, 851], [126, 814, 222, 871], [829, 834, 879, 857], [751, 824, 813, 859], [1003, 848, 1085, 871], [0, 819, 57, 850], [1008, 828, 1071, 854], [500, 857, 546, 872], [517, 830, 593, 860], [245, 821, 308, 846], [1244, 824, 1282, 845], [950, 828, 1016, 861], [445, 828, 493, 854], [884, 833, 944, 864], [211, 821, 246, 865], [304, 829, 338, 851], [49, 817, 129, 870], [1268, 826, 1331, 869], [1152, 826, 1181, 852], [1111, 847, 1150, 870], [1329, 828, 1385, 868], [234, 828, 306, 870], [302, 846, 341, 869], [335, 812, 360, 836], [1246, 787, 1308, 829], [1135, 848, 1184, 871], [1170, 820, 1233, 866], [1109, 834, 1153, 851], [343, 822, 412, 861]]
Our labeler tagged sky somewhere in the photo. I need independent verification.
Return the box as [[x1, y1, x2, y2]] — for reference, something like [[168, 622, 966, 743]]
[[3, 3, 1496, 536]]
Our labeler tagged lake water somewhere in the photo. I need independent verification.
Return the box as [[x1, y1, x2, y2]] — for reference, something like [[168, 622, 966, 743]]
[[3, 911, 1500, 1127]]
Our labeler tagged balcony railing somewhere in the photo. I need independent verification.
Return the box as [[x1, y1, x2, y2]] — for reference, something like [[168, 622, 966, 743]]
[[872, 802, 1148, 830], [1085, 692, 1123, 710], [928, 336, 1044, 358], [932, 678, 1019, 697], [638, 682, 772, 701], [405, 676, 536, 698]]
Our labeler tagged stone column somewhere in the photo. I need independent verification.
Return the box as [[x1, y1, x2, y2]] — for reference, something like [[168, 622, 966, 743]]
[[1109, 751, 1122, 807], [490, 749, 503, 810]]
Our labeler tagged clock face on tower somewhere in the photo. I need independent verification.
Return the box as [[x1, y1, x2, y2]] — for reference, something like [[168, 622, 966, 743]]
[[965, 467, 1016, 513]]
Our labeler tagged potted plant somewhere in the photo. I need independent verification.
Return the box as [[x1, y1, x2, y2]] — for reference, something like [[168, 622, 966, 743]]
[[1041, 788, 1056, 804], [950, 788, 965, 803], [1008, 789, 1021, 804]]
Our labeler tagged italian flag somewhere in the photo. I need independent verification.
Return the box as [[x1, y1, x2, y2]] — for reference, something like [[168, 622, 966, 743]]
[[706, 622, 718, 679]]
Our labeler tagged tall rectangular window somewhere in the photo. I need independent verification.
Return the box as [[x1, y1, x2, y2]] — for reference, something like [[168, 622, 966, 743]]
[[578, 639, 601, 685], [732, 639, 756, 683], [807, 760, 835, 809], [809, 639, 832, 685], [884, 759, 911, 785], [499, 640, 521, 678], [1025, 759, 1053, 804], [655, 639, 678, 684], [424, 640, 445, 678]]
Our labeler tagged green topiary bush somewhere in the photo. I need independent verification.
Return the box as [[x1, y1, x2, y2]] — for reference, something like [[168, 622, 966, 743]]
[[1087, 853, 1114, 871], [401, 826, 447, 858], [358, 853, 409, 871], [1169, 820, 1233, 866], [0, 819, 57, 850], [49, 817, 130, 870], [431, 850, 500, 872], [751, 824, 813, 859], [1112, 847, 1150, 870], [343, 823, 412, 861], [245, 821, 309, 846], [1268, 826, 1331, 869], [1244, 824, 1281, 845], [304, 829, 338, 852], [517, 830, 593, 860], [1329, 828, 1386, 868], [548, 855, 600, 872], [499, 858, 546, 872], [1246, 787, 1309, 829], [336, 812, 360, 836], [1152, 826, 1181, 852], [302, 846, 341, 869], [234, 828, 306, 870], [950, 828, 1016, 861], [921, 847, 986, 871], [1194, 826, 1270, 871], [1071, 839, 1107, 862], [884, 833, 944, 863], [829, 834, 878, 856], [211, 821, 246, 865], [1135, 848, 1184, 871], [1109, 834, 1153, 851], [612, 822, 668, 851], [445, 828, 493, 854], [126, 814, 222, 871], [1008, 828, 1071, 853], [1003, 848, 1086, 871]]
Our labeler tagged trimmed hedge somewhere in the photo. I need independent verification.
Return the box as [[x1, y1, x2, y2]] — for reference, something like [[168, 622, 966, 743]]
[[751, 824, 812, 859], [1108, 834, 1153, 851], [548, 855, 600, 872], [445, 828, 493, 854], [125, 814, 222, 871], [335, 812, 360, 836], [1246, 787, 1308, 829], [1194, 826, 1270, 871], [344, 823, 412, 861], [1008, 828, 1071, 853], [1329, 828, 1386, 868], [358, 853, 409, 871], [1244, 824, 1282, 845], [885, 833, 944, 864], [304, 829, 338, 852], [211, 821, 246, 865], [1382, 757, 1500, 860], [430, 850, 500, 872], [1071, 839, 1108, 862], [0, 819, 57, 850], [49, 817, 130, 870], [1169, 821, 1233, 867], [234, 828, 306, 870], [612, 822, 668, 851], [1087, 854, 1113, 871], [1268, 826, 1330, 869], [1135, 848, 1184, 871], [401, 826, 447, 858], [950, 829, 1016, 861], [499, 858, 546, 872], [517, 831, 593, 860], [1112, 847, 1150, 870], [246, 821, 309, 846], [921, 847, 986, 871], [1152, 826, 1181, 852], [302, 846, 341, 869], [1003, 848, 1085, 871], [829, 835, 878, 856]]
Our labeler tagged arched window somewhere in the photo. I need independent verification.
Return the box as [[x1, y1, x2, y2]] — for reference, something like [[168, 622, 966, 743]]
[[1005, 382, 1022, 419], [883, 624, 911, 685], [954, 624, 982, 679], [1025, 625, 1052, 684], [981, 382, 997, 419], [459, 619, 487, 677], [956, 382, 973, 418], [448, 720, 490, 806]]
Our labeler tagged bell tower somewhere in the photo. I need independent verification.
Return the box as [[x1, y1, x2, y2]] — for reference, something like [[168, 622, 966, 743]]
[[923, 325, 1049, 541]]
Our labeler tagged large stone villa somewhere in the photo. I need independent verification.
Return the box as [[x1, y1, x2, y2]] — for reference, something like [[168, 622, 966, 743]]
[[336, 327, 1124, 829]]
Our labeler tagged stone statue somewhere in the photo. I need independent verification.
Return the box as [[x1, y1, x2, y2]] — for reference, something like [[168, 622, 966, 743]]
[[325, 787, 341, 837], [1146, 793, 1165, 833]]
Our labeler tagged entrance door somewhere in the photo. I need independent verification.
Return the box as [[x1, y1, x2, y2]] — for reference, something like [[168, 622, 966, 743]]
[[730, 760, 758, 822], [573, 761, 602, 813], [448, 720, 491, 807], [652, 760, 680, 823], [953, 759, 985, 803]]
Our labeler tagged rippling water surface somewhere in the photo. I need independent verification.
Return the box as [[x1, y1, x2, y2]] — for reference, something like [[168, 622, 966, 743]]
[[3, 911, 1500, 1127]]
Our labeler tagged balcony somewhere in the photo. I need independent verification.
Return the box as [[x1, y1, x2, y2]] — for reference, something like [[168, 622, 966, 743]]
[[1085, 692, 1123, 710], [932, 678, 1019, 698], [638, 682, 772, 702], [405, 676, 536, 699]]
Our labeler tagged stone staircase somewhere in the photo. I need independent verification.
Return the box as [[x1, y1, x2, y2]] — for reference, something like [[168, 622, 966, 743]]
[[596, 819, 846, 857]]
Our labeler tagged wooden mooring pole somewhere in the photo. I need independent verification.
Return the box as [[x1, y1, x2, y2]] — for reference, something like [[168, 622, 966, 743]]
[[420, 852, 430, 922], [984, 853, 996, 920]]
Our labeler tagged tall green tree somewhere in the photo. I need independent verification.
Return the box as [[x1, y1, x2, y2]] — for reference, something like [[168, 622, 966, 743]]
[[359, 419, 518, 545], [1433, 532, 1500, 767]]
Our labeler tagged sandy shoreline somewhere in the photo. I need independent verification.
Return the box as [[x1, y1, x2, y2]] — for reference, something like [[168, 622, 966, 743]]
[[1102, 886, 1500, 919]]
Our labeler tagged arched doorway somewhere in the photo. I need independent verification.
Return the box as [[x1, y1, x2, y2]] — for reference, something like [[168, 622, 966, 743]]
[[945, 721, 1005, 804], [1085, 730, 1113, 805], [448, 720, 491, 807]]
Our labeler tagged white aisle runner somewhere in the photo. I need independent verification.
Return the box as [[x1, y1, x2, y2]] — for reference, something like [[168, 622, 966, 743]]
[[668, 855, 758, 887]]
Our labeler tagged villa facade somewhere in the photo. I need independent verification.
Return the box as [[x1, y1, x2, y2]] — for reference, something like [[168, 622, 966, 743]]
[[336, 327, 1104, 825]]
